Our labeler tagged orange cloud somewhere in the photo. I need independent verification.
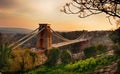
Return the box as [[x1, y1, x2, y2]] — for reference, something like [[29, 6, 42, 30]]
[[0, 15, 37, 29]]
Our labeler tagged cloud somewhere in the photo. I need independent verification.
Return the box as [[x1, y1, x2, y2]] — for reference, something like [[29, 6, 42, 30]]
[[0, 0, 35, 19], [0, 0, 17, 9]]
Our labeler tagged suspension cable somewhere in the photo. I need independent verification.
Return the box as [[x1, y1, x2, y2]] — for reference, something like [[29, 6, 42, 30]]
[[11, 28, 44, 50], [52, 32, 70, 41], [52, 32, 70, 42], [50, 28, 71, 41], [51, 28, 88, 41], [8, 28, 39, 48], [75, 31, 88, 40]]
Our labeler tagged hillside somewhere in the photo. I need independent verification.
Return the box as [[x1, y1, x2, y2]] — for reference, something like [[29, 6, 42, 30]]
[[0, 27, 32, 34], [0, 30, 119, 74]]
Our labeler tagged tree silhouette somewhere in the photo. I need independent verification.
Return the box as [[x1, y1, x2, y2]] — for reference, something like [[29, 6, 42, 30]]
[[61, 0, 120, 18]]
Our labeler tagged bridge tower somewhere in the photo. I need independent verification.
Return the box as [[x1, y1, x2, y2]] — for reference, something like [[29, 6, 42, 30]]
[[36, 24, 52, 50]]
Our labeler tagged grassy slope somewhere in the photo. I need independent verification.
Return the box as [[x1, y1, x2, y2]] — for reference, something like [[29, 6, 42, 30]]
[[25, 55, 118, 74]]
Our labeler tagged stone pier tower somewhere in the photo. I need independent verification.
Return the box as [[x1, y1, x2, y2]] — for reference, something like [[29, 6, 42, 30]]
[[36, 24, 52, 50]]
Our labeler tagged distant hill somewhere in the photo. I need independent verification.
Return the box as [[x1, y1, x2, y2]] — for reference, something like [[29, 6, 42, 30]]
[[0, 27, 32, 34]]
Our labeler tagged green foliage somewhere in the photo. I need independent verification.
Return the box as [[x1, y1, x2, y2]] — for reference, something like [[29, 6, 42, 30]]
[[25, 55, 117, 74], [96, 44, 107, 54], [8, 48, 39, 72], [116, 60, 120, 74], [110, 27, 120, 44], [113, 45, 120, 56], [45, 48, 60, 66], [0, 44, 11, 69], [84, 46, 97, 58], [61, 50, 72, 64], [19, 49, 37, 71], [65, 58, 96, 72], [25, 64, 80, 74], [65, 55, 117, 72], [96, 55, 117, 67], [109, 28, 120, 74], [84, 44, 107, 58]]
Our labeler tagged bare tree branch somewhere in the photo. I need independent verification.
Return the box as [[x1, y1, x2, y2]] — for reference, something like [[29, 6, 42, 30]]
[[107, 16, 114, 25], [61, 0, 120, 18]]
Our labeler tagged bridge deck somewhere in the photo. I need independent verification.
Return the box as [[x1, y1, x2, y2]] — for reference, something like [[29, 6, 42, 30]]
[[52, 39, 88, 48]]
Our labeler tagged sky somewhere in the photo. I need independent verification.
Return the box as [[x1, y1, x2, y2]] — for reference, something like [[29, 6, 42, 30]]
[[0, 0, 118, 31]]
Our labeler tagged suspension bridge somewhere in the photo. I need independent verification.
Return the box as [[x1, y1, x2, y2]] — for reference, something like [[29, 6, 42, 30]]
[[8, 24, 90, 50]]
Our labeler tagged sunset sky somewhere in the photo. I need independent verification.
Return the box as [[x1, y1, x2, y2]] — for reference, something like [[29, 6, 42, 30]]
[[0, 0, 117, 31]]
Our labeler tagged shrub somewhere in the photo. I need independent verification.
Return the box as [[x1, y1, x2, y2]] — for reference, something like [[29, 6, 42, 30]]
[[45, 48, 60, 66], [0, 44, 12, 70], [65, 55, 117, 72], [65, 58, 96, 72], [113, 45, 120, 56], [84, 44, 107, 58], [96, 44, 107, 54], [25, 55, 118, 74], [9, 49, 38, 72], [110, 27, 120, 44], [61, 50, 72, 64], [83, 46, 97, 58], [116, 60, 120, 74]]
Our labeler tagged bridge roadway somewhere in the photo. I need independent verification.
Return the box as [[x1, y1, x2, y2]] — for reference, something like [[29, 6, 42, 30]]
[[52, 39, 89, 48]]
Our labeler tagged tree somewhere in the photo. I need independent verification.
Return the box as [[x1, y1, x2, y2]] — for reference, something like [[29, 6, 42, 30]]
[[0, 44, 11, 69], [61, 0, 120, 18], [45, 48, 60, 66], [0, 33, 2, 46], [83, 46, 97, 58], [110, 27, 120, 44], [60, 50, 72, 64], [110, 28, 120, 56]]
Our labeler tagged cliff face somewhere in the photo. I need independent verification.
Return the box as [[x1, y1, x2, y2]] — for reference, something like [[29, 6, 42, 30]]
[[89, 31, 112, 43], [87, 31, 113, 47]]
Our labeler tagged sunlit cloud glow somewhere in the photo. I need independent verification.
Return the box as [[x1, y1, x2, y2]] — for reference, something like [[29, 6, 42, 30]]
[[0, 0, 117, 31]]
